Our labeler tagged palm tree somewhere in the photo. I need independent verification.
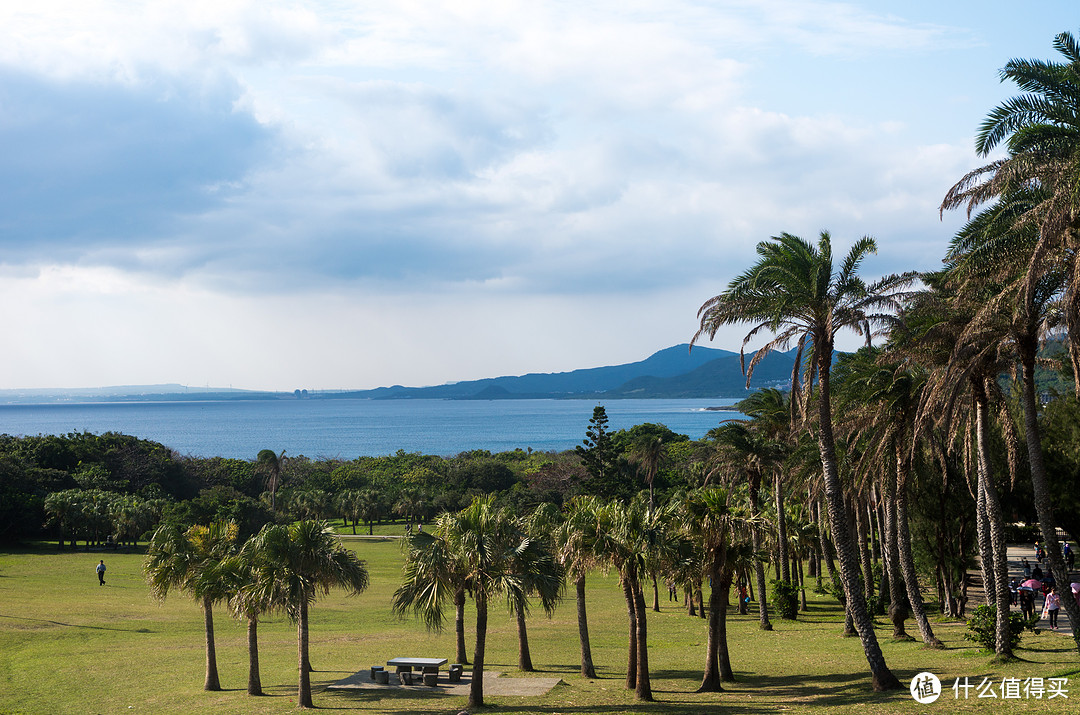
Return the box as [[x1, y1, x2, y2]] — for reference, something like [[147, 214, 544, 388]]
[[557, 495, 606, 679], [221, 547, 276, 696], [145, 521, 239, 691], [335, 489, 365, 534], [910, 271, 1019, 657], [838, 349, 943, 648], [941, 31, 1080, 391], [682, 486, 751, 692], [392, 496, 558, 709], [692, 231, 912, 691], [942, 199, 1080, 653], [705, 420, 778, 631], [256, 449, 286, 512], [516, 503, 566, 672], [245, 520, 369, 708]]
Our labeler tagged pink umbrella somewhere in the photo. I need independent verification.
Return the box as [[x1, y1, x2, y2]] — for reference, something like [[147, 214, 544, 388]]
[[1071, 582, 1080, 594], [1021, 579, 1042, 589]]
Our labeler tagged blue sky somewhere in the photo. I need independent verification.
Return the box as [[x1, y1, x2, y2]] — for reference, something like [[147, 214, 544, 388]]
[[0, 1, 1075, 390]]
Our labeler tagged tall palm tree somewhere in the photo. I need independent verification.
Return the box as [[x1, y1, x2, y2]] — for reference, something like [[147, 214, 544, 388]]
[[941, 31, 1080, 391], [557, 495, 606, 679], [221, 547, 276, 697], [692, 231, 912, 691], [682, 486, 751, 692], [705, 420, 778, 631], [245, 520, 369, 708], [839, 349, 943, 648], [943, 198, 1080, 653], [515, 502, 566, 672], [256, 449, 286, 512], [910, 271, 1019, 657], [392, 496, 558, 709], [145, 521, 239, 691]]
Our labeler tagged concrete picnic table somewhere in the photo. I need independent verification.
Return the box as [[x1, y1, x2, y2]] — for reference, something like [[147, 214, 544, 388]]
[[386, 656, 448, 673], [385, 657, 449, 686]]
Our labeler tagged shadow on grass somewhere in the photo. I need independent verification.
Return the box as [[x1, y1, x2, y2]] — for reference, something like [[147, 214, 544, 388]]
[[0, 613, 153, 633], [316, 669, 908, 715]]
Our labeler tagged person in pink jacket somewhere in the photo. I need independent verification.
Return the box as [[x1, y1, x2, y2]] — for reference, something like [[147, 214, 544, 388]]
[[1045, 587, 1062, 630]]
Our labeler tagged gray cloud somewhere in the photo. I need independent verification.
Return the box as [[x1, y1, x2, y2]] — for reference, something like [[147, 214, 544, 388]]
[[0, 68, 274, 257]]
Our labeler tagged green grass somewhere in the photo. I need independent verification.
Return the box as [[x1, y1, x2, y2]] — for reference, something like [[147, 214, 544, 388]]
[[1, 541, 1077, 714]]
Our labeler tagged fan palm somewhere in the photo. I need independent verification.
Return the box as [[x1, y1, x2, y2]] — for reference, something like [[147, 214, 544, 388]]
[[392, 495, 558, 708], [705, 420, 778, 631], [145, 521, 239, 691], [557, 495, 606, 678], [245, 520, 369, 708], [692, 231, 913, 691]]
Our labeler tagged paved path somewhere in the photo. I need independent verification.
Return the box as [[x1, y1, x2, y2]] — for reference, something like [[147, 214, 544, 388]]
[[970, 544, 1077, 635]]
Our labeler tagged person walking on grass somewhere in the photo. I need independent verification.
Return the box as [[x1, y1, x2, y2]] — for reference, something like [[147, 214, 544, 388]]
[[96, 560, 106, 586]]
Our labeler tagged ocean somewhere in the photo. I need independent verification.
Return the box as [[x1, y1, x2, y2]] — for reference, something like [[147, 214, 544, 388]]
[[0, 398, 743, 459]]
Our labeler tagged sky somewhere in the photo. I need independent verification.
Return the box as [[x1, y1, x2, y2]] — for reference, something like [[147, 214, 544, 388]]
[[0, 1, 1076, 391]]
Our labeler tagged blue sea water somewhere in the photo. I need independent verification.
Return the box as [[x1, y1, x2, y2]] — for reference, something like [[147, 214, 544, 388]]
[[0, 398, 742, 459]]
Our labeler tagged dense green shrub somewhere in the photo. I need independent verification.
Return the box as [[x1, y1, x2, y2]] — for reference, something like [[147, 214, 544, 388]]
[[771, 579, 799, 620], [964, 604, 1027, 651]]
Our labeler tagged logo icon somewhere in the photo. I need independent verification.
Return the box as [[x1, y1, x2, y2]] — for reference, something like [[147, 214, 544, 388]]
[[910, 672, 941, 704]]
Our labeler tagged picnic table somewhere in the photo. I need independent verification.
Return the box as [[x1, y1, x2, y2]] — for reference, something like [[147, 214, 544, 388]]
[[386, 657, 449, 686]]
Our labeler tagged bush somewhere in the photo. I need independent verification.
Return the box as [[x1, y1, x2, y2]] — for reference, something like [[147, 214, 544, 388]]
[[964, 604, 1027, 651], [771, 579, 799, 620]]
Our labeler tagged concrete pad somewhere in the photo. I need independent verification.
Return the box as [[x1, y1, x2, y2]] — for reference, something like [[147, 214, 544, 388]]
[[328, 669, 562, 697]]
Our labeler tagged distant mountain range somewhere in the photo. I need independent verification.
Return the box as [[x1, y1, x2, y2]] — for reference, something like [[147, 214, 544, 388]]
[[0, 344, 794, 404]]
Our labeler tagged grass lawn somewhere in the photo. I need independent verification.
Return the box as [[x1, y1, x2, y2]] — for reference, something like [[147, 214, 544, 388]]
[[1, 539, 1077, 714]]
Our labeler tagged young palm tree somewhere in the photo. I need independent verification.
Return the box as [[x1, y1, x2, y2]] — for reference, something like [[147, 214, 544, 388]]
[[392, 496, 559, 709], [145, 521, 239, 691], [692, 231, 912, 691], [245, 520, 369, 708]]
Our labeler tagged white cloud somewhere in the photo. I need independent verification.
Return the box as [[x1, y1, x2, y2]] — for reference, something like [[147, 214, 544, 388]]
[[0, 1, 1030, 389]]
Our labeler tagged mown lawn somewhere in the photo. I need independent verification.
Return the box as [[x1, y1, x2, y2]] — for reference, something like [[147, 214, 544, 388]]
[[1, 539, 1076, 714]]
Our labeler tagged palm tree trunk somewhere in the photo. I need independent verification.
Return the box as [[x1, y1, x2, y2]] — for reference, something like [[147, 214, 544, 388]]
[[895, 449, 943, 648], [974, 472, 995, 606], [882, 464, 909, 639], [797, 555, 808, 612], [1018, 347, 1080, 654], [622, 578, 637, 690], [717, 570, 735, 682], [857, 499, 874, 603], [515, 599, 534, 671], [686, 585, 696, 616], [297, 601, 313, 708], [469, 593, 488, 708], [817, 358, 901, 691], [455, 587, 469, 665], [632, 577, 653, 701], [816, 498, 837, 583], [775, 472, 789, 583], [202, 596, 221, 691], [748, 475, 774, 630], [576, 574, 597, 678], [696, 581, 705, 619], [973, 386, 1014, 659], [697, 570, 725, 693], [247, 616, 263, 696], [652, 573, 660, 612]]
